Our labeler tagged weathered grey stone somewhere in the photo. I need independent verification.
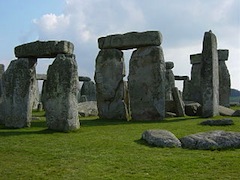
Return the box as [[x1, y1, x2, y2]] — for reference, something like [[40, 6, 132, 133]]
[[180, 130, 240, 150], [185, 102, 202, 116], [165, 100, 175, 113], [128, 46, 165, 120], [165, 61, 174, 69], [98, 31, 162, 50], [78, 101, 98, 117], [79, 76, 91, 82], [94, 49, 127, 120], [200, 119, 234, 126], [201, 31, 219, 117], [182, 79, 192, 101], [172, 87, 185, 117], [78, 95, 88, 102], [218, 49, 229, 61], [36, 74, 47, 80], [232, 110, 240, 117], [0, 58, 37, 128], [31, 72, 40, 109], [80, 81, 96, 101], [189, 55, 202, 103], [219, 60, 230, 107], [219, 105, 235, 116], [15, 40, 74, 58], [142, 130, 181, 148], [0, 64, 5, 98], [0, 64, 4, 78], [190, 53, 202, 64], [44, 54, 80, 132], [165, 62, 175, 100]]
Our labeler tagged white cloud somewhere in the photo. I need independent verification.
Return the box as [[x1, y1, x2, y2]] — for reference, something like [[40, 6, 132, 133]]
[[28, 0, 240, 90]]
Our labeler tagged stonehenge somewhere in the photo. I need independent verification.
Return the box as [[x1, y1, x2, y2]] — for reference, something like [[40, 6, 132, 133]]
[[0, 30, 233, 128], [95, 31, 166, 121], [0, 40, 80, 131]]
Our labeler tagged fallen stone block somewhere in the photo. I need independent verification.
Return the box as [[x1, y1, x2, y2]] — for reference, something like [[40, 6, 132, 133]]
[[200, 119, 234, 126], [142, 129, 181, 148], [180, 130, 240, 150]]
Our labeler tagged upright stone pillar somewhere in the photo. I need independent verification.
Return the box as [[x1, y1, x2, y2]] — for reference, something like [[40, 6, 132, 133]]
[[94, 49, 127, 120], [218, 49, 230, 107], [128, 46, 165, 120], [165, 61, 175, 100], [80, 81, 96, 102], [189, 53, 202, 103], [45, 54, 80, 132], [201, 31, 219, 117], [0, 64, 5, 98], [1, 58, 37, 128]]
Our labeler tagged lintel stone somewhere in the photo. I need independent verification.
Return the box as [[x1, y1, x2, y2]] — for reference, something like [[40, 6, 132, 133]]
[[190, 53, 202, 64], [15, 40, 74, 58], [98, 31, 162, 50], [36, 74, 47, 80], [218, 49, 229, 61], [174, 76, 189, 81]]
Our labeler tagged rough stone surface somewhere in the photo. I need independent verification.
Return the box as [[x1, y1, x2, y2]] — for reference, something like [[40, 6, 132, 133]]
[[200, 119, 234, 126], [79, 76, 91, 82], [190, 53, 202, 64], [98, 31, 162, 50], [185, 102, 202, 116], [182, 79, 192, 101], [15, 40, 74, 58], [200, 31, 219, 117], [44, 54, 80, 132], [0, 58, 37, 128], [172, 87, 185, 117], [232, 110, 240, 117], [94, 49, 127, 120], [219, 105, 234, 116], [180, 130, 240, 150], [31, 71, 40, 109], [80, 81, 96, 102], [218, 49, 229, 61], [165, 62, 175, 100], [142, 130, 181, 148], [0, 64, 5, 98], [128, 46, 165, 120], [165, 61, 174, 70], [78, 101, 98, 117], [219, 60, 230, 107], [189, 54, 202, 103]]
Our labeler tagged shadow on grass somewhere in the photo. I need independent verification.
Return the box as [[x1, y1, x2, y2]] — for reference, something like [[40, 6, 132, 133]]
[[80, 116, 200, 127], [0, 120, 56, 137]]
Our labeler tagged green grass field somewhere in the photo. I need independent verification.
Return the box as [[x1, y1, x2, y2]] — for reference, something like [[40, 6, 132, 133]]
[[0, 109, 240, 180]]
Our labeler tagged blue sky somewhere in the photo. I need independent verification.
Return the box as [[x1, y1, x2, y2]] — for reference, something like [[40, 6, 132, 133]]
[[0, 0, 239, 90]]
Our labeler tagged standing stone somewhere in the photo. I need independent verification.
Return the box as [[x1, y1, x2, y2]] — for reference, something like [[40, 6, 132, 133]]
[[128, 46, 165, 120], [94, 49, 127, 120], [172, 87, 185, 117], [44, 54, 80, 132], [0, 58, 37, 128], [0, 64, 5, 98], [189, 53, 202, 103], [31, 70, 40, 109], [218, 49, 230, 107], [80, 81, 96, 101], [201, 31, 219, 117], [165, 61, 175, 100]]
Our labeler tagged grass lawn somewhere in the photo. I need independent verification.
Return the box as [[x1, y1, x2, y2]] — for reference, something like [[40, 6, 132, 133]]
[[0, 108, 240, 180]]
